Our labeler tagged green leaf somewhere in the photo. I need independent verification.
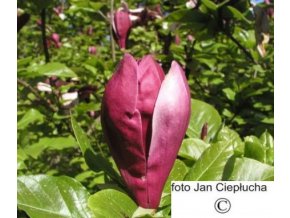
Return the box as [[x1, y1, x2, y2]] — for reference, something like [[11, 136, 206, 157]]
[[158, 192, 171, 209], [18, 57, 32, 68], [71, 116, 122, 184], [69, 0, 105, 13], [89, 2, 105, 10], [224, 6, 251, 24], [186, 99, 222, 142], [71, 116, 94, 154], [69, 0, 90, 8], [215, 126, 244, 155], [244, 132, 274, 165], [17, 108, 45, 130], [217, 0, 230, 8], [17, 175, 92, 218], [185, 139, 234, 181], [244, 135, 265, 163], [18, 148, 28, 170], [88, 189, 137, 218], [75, 102, 101, 114], [222, 88, 236, 101], [229, 158, 274, 181], [260, 131, 274, 165], [24, 136, 77, 159], [201, 0, 218, 11], [24, 63, 77, 78], [163, 159, 188, 193], [178, 138, 210, 161]]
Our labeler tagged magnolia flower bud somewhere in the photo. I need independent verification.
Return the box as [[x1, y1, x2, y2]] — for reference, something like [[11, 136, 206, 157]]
[[51, 33, 61, 48], [113, 10, 132, 49], [200, 122, 208, 141], [175, 35, 181, 45], [86, 26, 93, 35], [88, 46, 97, 55], [264, 0, 274, 17], [101, 54, 191, 208]]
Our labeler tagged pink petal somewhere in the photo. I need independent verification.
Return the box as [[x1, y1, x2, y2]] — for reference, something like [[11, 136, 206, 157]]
[[146, 61, 191, 208], [101, 54, 147, 205]]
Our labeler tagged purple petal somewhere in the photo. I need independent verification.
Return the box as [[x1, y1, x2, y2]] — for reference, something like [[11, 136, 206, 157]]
[[147, 61, 191, 208], [101, 54, 147, 205], [137, 55, 165, 158], [114, 11, 132, 48]]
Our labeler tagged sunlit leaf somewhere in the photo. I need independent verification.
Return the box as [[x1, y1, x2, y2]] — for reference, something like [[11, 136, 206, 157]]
[[186, 99, 222, 142], [17, 175, 92, 218], [229, 158, 274, 181], [88, 189, 137, 218], [71, 116, 122, 184], [178, 138, 210, 161], [24, 136, 77, 159], [185, 140, 234, 181], [17, 108, 45, 130]]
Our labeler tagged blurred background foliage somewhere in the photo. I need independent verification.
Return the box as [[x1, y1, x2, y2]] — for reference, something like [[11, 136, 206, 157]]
[[17, 0, 274, 217]]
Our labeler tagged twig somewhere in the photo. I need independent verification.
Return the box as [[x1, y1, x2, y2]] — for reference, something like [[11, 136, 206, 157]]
[[86, 116, 104, 156], [193, 76, 209, 94], [184, 40, 196, 78], [225, 32, 256, 64], [41, 8, 50, 63], [98, 10, 109, 23], [110, 0, 116, 62], [17, 78, 57, 112]]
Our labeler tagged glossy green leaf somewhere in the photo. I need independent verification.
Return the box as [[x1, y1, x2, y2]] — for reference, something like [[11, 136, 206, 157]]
[[185, 139, 234, 181], [25, 63, 77, 78], [18, 148, 28, 170], [186, 99, 222, 142], [260, 131, 274, 165], [178, 138, 210, 161], [244, 132, 274, 165], [71, 116, 122, 184], [225, 6, 251, 24], [17, 175, 92, 218], [215, 126, 244, 155], [163, 159, 188, 193], [17, 108, 45, 130], [201, 0, 218, 11], [244, 135, 265, 163], [24, 136, 77, 159], [75, 102, 101, 114], [88, 189, 137, 218], [157, 198, 171, 217], [229, 158, 274, 181]]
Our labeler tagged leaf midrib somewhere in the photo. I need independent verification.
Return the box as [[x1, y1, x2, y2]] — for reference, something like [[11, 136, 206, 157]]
[[191, 141, 232, 181]]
